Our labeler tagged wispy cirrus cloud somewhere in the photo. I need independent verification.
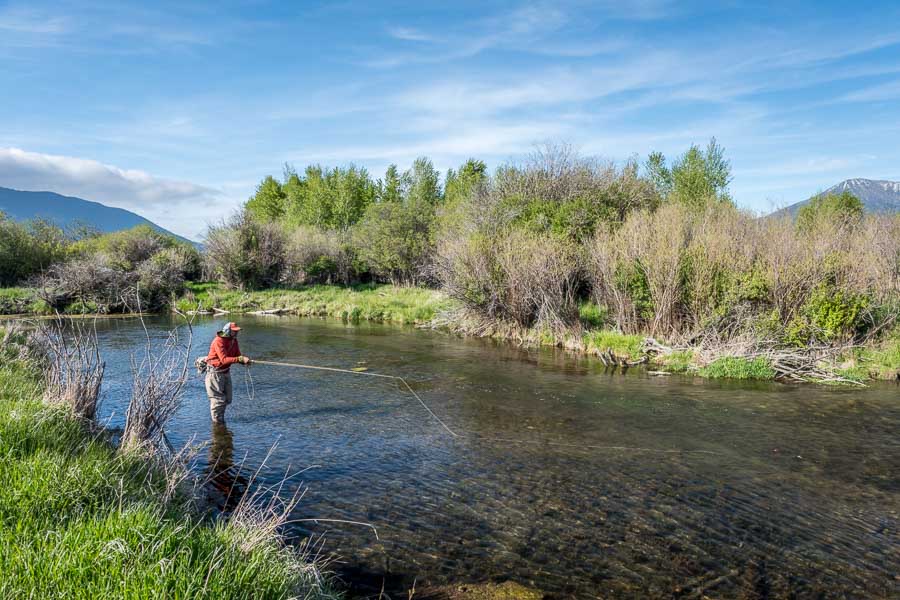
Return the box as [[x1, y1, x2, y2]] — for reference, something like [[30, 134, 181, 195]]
[[368, 3, 569, 67], [0, 6, 67, 34], [386, 26, 435, 43], [839, 78, 900, 102]]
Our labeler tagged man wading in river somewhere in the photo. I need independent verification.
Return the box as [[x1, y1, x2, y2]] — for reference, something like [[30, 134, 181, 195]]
[[204, 322, 252, 423]]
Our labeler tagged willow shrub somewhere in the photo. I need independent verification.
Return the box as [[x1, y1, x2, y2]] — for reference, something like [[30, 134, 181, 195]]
[[204, 211, 286, 290], [284, 226, 359, 286], [588, 204, 900, 345], [435, 228, 580, 330]]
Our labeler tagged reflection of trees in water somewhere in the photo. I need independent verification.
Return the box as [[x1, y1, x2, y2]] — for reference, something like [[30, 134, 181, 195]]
[[205, 422, 249, 512]]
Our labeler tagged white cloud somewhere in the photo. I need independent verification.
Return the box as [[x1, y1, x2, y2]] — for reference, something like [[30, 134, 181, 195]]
[[0, 6, 67, 34], [0, 147, 227, 240], [386, 26, 435, 43], [839, 79, 900, 103]]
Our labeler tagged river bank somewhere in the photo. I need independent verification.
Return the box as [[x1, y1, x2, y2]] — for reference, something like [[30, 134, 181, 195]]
[[0, 327, 340, 599], [172, 283, 899, 383], [2, 283, 897, 383]]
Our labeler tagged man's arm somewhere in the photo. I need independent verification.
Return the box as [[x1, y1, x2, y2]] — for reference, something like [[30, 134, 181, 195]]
[[231, 340, 252, 365]]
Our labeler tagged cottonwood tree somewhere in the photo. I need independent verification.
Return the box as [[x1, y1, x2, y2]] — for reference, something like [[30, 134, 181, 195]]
[[644, 137, 732, 209]]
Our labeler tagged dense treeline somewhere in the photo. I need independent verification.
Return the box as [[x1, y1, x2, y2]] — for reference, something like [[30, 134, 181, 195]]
[[208, 139, 898, 349], [3, 138, 897, 352], [0, 216, 201, 312]]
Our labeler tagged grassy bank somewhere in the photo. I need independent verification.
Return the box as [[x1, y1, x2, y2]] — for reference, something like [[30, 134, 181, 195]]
[[0, 337, 339, 599], [175, 282, 456, 325], [0, 287, 50, 315], [4, 283, 896, 383]]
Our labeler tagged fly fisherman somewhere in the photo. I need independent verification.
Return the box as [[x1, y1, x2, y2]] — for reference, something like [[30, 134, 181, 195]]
[[205, 322, 252, 423]]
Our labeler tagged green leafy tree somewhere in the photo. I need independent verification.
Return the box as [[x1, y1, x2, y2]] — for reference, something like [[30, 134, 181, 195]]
[[353, 158, 448, 283], [796, 190, 864, 232], [355, 202, 433, 284], [647, 138, 732, 209], [403, 157, 442, 208], [444, 158, 487, 206], [246, 176, 287, 222], [0, 214, 68, 286], [285, 165, 376, 230], [644, 151, 672, 198], [378, 164, 403, 204]]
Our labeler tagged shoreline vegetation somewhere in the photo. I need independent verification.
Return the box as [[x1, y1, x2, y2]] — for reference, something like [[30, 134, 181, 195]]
[[0, 323, 340, 599], [0, 140, 897, 384], [2, 282, 896, 383]]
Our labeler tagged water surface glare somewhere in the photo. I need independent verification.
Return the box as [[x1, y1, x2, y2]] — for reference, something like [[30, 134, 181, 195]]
[[95, 316, 899, 598]]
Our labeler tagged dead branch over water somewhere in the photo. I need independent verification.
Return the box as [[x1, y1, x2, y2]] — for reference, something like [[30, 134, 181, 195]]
[[121, 307, 194, 454]]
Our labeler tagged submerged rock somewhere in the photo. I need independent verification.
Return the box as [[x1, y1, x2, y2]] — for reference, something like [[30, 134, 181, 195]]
[[433, 580, 544, 599]]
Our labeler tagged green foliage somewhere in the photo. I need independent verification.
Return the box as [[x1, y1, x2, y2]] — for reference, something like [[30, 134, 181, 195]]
[[583, 330, 644, 360], [0, 215, 68, 286], [402, 157, 443, 208], [284, 227, 359, 285], [68, 225, 198, 277], [699, 356, 776, 380], [0, 359, 338, 599], [36, 225, 199, 312], [644, 151, 672, 198], [614, 261, 654, 324], [493, 153, 658, 239], [378, 164, 403, 204], [578, 301, 607, 328], [444, 158, 487, 207], [204, 211, 285, 290], [245, 175, 287, 222], [354, 201, 434, 284], [787, 286, 870, 345], [796, 190, 864, 232], [0, 288, 51, 315], [646, 137, 732, 209], [855, 329, 900, 379], [283, 165, 377, 231], [661, 350, 696, 374]]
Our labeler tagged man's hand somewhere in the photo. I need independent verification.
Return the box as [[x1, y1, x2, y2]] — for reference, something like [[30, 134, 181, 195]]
[[239, 356, 252, 365]]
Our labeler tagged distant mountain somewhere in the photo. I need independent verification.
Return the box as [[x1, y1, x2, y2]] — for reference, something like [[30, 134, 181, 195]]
[[0, 186, 194, 245], [771, 178, 900, 218]]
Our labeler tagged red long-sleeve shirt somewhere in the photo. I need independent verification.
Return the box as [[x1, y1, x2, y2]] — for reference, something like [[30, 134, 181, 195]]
[[206, 334, 241, 373]]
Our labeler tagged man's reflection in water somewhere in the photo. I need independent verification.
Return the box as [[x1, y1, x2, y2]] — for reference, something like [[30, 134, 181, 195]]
[[206, 422, 248, 512]]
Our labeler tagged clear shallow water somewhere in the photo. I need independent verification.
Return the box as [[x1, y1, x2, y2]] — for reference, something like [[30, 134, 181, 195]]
[[94, 316, 899, 598]]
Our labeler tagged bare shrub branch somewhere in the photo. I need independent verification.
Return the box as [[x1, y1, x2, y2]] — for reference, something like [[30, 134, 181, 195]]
[[34, 316, 105, 422], [120, 298, 194, 455]]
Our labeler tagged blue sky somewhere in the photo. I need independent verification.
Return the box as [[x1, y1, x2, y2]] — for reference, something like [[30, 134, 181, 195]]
[[1, 0, 899, 239]]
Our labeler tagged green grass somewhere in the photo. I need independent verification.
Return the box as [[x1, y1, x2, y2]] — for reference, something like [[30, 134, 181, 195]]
[[176, 282, 456, 325], [659, 350, 696, 374], [0, 342, 339, 599], [0, 287, 50, 315], [848, 330, 900, 380], [578, 301, 607, 329], [698, 356, 776, 380], [582, 329, 644, 360]]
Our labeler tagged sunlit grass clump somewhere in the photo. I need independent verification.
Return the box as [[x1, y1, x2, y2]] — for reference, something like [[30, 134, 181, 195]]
[[581, 329, 644, 360], [699, 356, 776, 380], [0, 353, 338, 599]]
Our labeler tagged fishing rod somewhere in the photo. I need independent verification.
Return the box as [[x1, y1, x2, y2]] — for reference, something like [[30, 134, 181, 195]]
[[247, 359, 717, 456], [249, 359, 459, 438]]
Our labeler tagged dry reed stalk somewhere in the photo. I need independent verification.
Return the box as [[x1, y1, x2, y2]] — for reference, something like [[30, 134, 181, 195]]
[[36, 316, 105, 422], [120, 297, 194, 455]]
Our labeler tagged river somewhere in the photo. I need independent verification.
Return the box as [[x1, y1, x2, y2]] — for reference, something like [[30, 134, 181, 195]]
[[93, 315, 899, 599]]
